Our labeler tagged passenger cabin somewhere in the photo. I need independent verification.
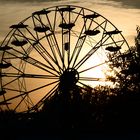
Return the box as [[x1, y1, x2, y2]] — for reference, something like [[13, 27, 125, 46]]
[[10, 24, 28, 29], [79, 35, 86, 39], [63, 30, 69, 34], [0, 90, 6, 96], [104, 30, 122, 35], [33, 40, 39, 46], [83, 13, 100, 19], [11, 40, 27, 46], [105, 46, 121, 52], [34, 26, 50, 32], [57, 6, 75, 12], [45, 33, 53, 37], [32, 10, 50, 15], [64, 42, 70, 51], [0, 73, 6, 77], [22, 55, 29, 60], [0, 46, 12, 51], [59, 23, 75, 29], [0, 102, 11, 105], [84, 30, 100, 36], [0, 63, 12, 68]]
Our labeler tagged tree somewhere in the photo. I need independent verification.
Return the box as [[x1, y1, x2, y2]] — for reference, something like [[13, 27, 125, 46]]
[[102, 27, 140, 131], [106, 41, 140, 94]]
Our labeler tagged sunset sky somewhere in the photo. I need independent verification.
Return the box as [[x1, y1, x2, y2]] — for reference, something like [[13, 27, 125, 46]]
[[0, 0, 140, 46]]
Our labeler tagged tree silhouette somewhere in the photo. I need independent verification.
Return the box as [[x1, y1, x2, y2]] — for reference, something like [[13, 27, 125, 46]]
[[106, 45, 140, 94], [102, 28, 140, 132], [1, 28, 140, 137]]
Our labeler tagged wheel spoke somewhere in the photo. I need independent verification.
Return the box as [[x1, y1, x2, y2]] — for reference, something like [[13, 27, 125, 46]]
[[100, 40, 125, 47], [2, 59, 24, 74], [34, 15, 62, 71], [14, 83, 59, 111], [57, 9, 67, 70], [70, 19, 107, 68], [79, 77, 106, 81], [32, 15, 64, 73], [30, 83, 59, 112], [17, 28, 61, 74], [3, 87, 25, 93], [78, 81, 92, 89], [0, 80, 59, 104], [13, 94, 30, 111], [69, 19, 87, 68], [2, 77, 20, 87], [4, 49, 58, 76], [14, 32, 35, 42], [79, 61, 108, 74], [74, 34, 110, 70], [45, 12, 64, 72], [2, 73, 59, 79]]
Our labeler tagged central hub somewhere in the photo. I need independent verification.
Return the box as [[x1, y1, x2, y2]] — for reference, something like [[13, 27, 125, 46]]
[[59, 68, 79, 91]]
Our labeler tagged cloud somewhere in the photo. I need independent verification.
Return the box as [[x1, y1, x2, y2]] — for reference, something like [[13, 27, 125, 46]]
[[0, 0, 139, 47], [107, 0, 140, 9], [0, 0, 61, 4], [0, 0, 59, 2], [0, 0, 140, 9]]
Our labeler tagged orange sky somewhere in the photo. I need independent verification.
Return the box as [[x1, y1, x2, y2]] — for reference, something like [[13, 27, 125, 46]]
[[0, 0, 140, 46]]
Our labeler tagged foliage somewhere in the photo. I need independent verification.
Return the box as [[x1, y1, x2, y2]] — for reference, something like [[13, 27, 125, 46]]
[[1, 33, 140, 135], [106, 45, 140, 94]]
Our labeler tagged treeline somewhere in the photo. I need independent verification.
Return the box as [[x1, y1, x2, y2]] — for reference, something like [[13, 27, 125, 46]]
[[0, 43, 140, 136]]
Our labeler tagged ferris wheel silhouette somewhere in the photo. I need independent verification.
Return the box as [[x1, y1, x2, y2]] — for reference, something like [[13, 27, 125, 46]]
[[0, 5, 131, 112]]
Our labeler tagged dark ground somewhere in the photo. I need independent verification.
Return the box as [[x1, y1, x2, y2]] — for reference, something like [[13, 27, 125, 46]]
[[1, 91, 140, 140]]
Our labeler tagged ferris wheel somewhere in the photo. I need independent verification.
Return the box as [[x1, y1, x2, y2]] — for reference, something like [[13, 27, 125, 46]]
[[0, 5, 131, 112]]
